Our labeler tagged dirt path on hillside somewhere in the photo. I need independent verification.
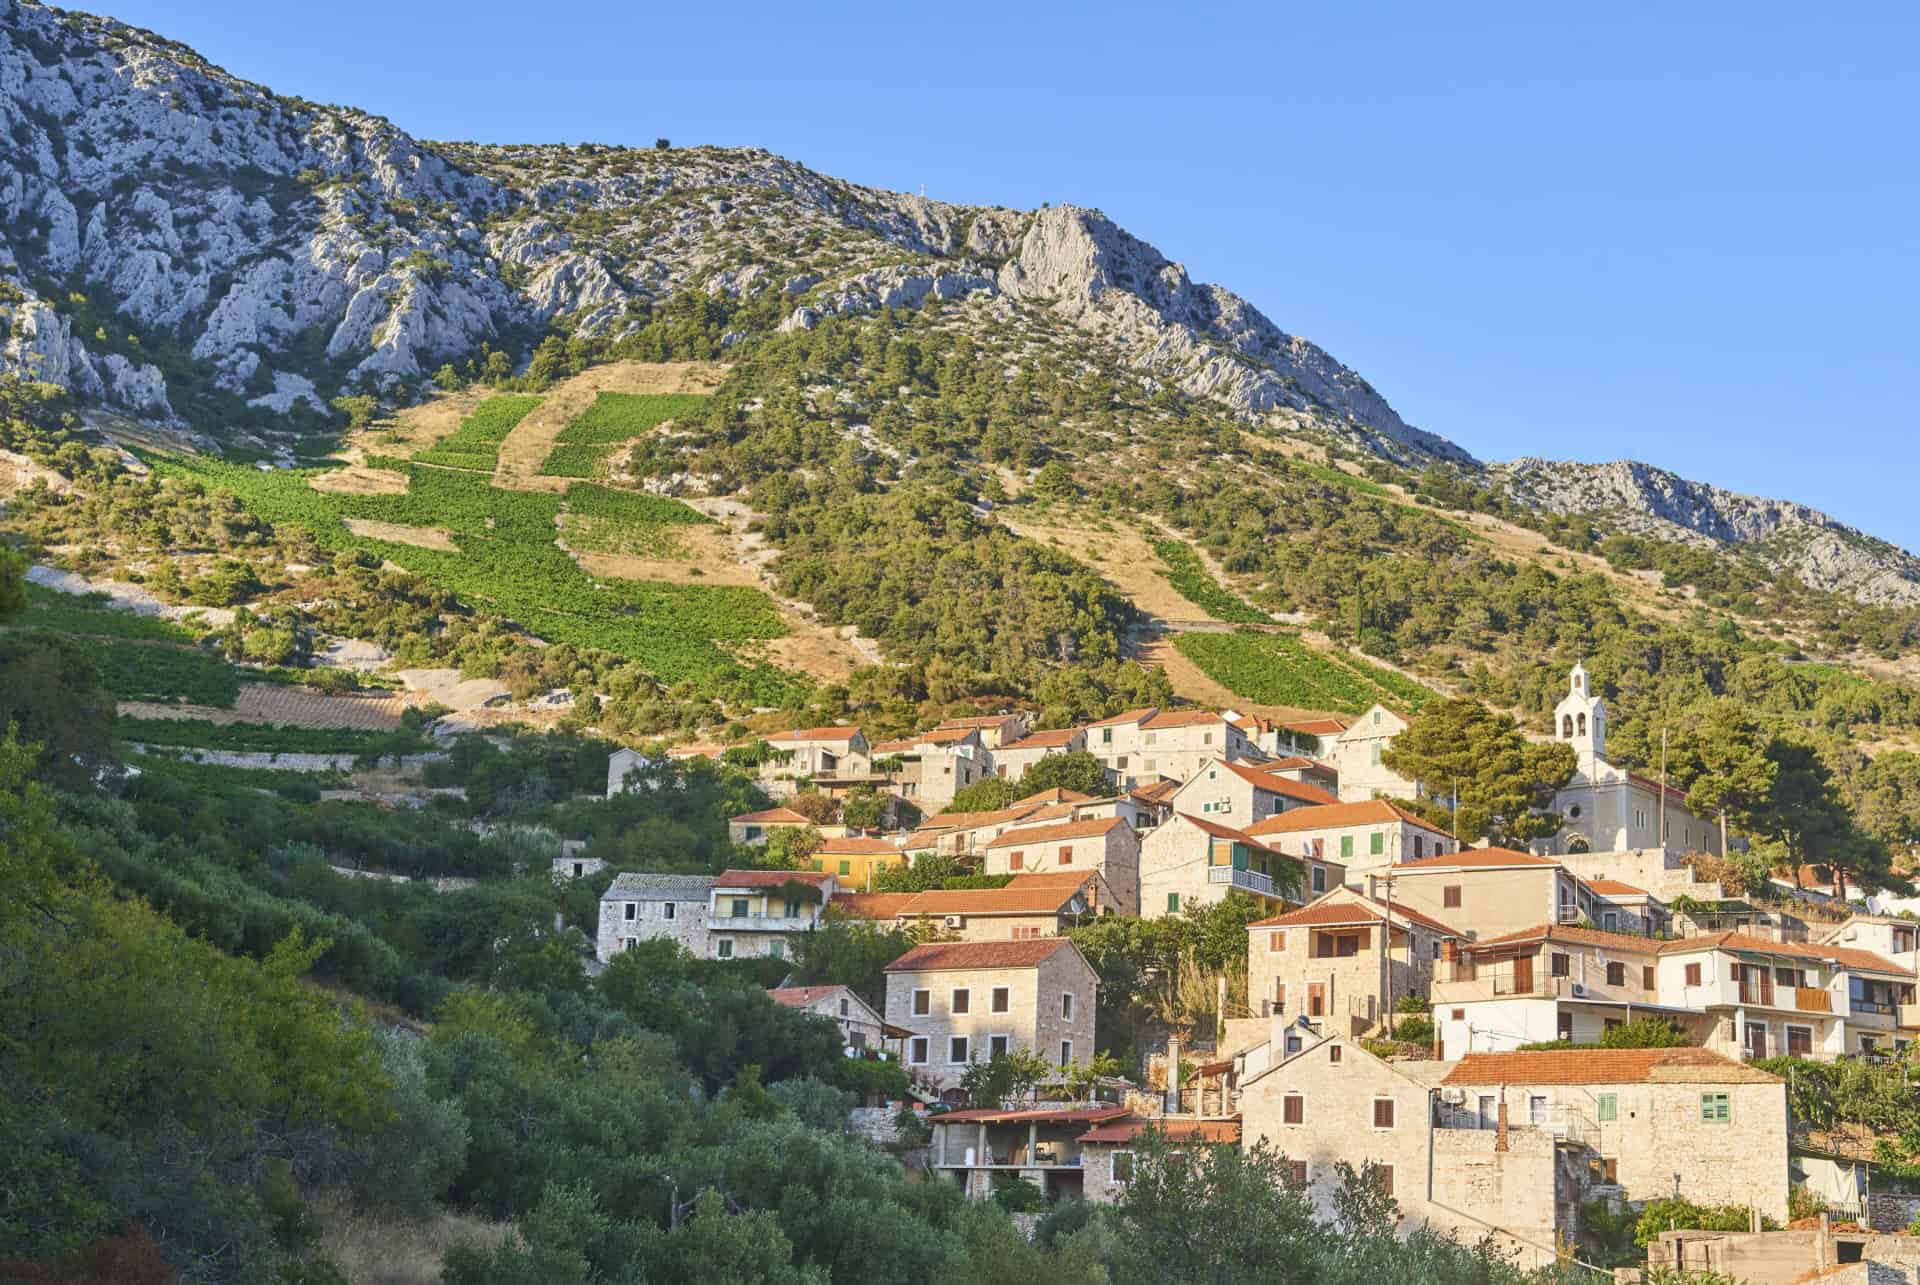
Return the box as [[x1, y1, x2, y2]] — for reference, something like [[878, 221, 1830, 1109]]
[[343, 518, 457, 551], [999, 516, 1215, 623], [493, 361, 729, 491]]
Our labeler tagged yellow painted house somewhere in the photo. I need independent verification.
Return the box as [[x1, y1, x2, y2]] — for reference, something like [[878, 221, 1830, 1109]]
[[811, 836, 908, 888]]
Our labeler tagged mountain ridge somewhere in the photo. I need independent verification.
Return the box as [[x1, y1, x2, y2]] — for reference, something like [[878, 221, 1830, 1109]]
[[0, 0, 1915, 606]]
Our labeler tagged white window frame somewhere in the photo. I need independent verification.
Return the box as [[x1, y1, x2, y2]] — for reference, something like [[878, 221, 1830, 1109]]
[[950, 987, 971, 1015], [912, 988, 931, 1017], [991, 986, 1010, 1013], [908, 1037, 929, 1065], [948, 1035, 970, 1066], [1060, 1039, 1073, 1066], [1061, 992, 1074, 1020], [988, 1033, 1011, 1059]]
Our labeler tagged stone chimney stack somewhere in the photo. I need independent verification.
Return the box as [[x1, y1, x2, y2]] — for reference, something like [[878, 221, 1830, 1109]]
[[1495, 1091, 1509, 1153]]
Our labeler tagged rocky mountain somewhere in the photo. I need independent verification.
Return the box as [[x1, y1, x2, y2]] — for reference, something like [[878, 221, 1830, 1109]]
[[0, 0, 1913, 605], [1496, 458, 1920, 607]]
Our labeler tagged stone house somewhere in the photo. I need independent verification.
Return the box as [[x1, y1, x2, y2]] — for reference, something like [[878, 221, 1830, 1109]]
[[1166, 757, 1339, 831], [1246, 798, 1455, 876], [605, 746, 658, 797], [597, 872, 715, 960], [1082, 706, 1159, 790], [1655, 932, 1915, 1061], [1260, 754, 1341, 794], [1437, 1048, 1790, 1226], [1075, 1117, 1243, 1204], [989, 726, 1089, 781], [883, 938, 1099, 1092], [727, 806, 819, 846], [1138, 813, 1326, 920], [1379, 847, 1596, 941], [900, 800, 1063, 858], [1128, 710, 1260, 784], [764, 726, 871, 778], [1329, 705, 1417, 802], [765, 984, 907, 1055], [933, 713, 1028, 750], [871, 728, 993, 811], [704, 869, 840, 962], [808, 835, 907, 888], [929, 1104, 1130, 1203], [1580, 878, 1669, 936], [1247, 887, 1463, 1034], [1819, 914, 1920, 974], [1278, 716, 1350, 760], [1431, 924, 1691, 1058], [552, 854, 608, 882], [982, 816, 1141, 914]]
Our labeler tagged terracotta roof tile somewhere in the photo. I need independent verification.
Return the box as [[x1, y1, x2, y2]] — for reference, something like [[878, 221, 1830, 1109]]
[[1001, 729, 1083, 750], [1250, 889, 1461, 937], [1012, 787, 1097, 805], [1175, 812, 1290, 857], [1464, 923, 1664, 956], [984, 815, 1128, 849], [1006, 870, 1099, 890], [832, 892, 918, 919], [890, 885, 1084, 916], [936, 1104, 1128, 1125], [769, 726, 863, 743], [1584, 878, 1651, 897], [730, 807, 813, 824], [1078, 1117, 1241, 1144], [1131, 780, 1182, 804], [1213, 758, 1339, 806], [766, 985, 857, 1009], [1659, 931, 1910, 976], [1442, 1047, 1780, 1087], [884, 938, 1079, 972], [1281, 718, 1350, 736], [1394, 846, 1561, 871], [1246, 799, 1449, 837], [1142, 710, 1228, 730], [1086, 706, 1158, 728], [815, 836, 904, 856]]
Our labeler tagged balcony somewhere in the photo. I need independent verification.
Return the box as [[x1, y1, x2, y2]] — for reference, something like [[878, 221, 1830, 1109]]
[[712, 914, 818, 932], [1209, 865, 1276, 897], [1901, 1004, 1920, 1030], [1795, 988, 1833, 1014]]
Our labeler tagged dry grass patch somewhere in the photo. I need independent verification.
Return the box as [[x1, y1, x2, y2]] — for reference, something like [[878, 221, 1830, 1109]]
[[311, 465, 411, 497], [494, 360, 729, 490], [1001, 516, 1216, 622], [343, 518, 459, 552], [365, 387, 493, 457], [311, 1190, 512, 1285], [567, 523, 762, 589], [119, 685, 407, 731]]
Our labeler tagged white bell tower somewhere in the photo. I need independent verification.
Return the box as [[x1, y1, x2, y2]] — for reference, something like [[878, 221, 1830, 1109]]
[[1554, 661, 1605, 766]]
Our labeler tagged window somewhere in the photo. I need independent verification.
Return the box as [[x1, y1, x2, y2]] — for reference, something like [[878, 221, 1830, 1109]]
[[1685, 963, 1703, 986], [1606, 962, 1626, 987], [951, 988, 971, 1014], [1602, 912, 1618, 931], [912, 989, 931, 1016], [1373, 1099, 1396, 1129], [1340, 835, 1355, 859], [1443, 885, 1462, 909], [1529, 1095, 1547, 1125], [619, 937, 635, 951], [744, 827, 761, 842], [1059, 845, 1074, 866], [989, 1034, 1010, 1058], [1377, 1165, 1394, 1197], [1551, 953, 1571, 978], [1369, 831, 1385, 856], [1311, 865, 1327, 893], [1011, 925, 1041, 940], [663, 902, 676, 920], [1414, 837, 1424, 859], [1451, 1009, 1465, 1021], [1700, 1093, 1731, 1124], [716, 939, 734, 959], [1642, 966, 1655, 990], [1061, 993, 1075, 1021], [624, 902, 637, 921], [1113, 1151, 1135, 1184], [1787, 1026, 1812, 1056], [1060, 1040, 1073, 1066], [1010, 852, 1025, 870], [1167, 893, 1181, 914], [1283, 1094, 1304, 1124], [1288, 1160, 1308, 1188], [1597, 1093, 1617, 1122], [839, 998, 850, 1016], [1370, 743, 1382, 766], [838, 860, 852, 876], [948, 1036, 970, 1065], [991, 986, 1010, 1013], [1431, 940, 1442, 960], [1329, 1044, 1343, 1064], [731, 898, 749, 918], [908, 1037, 929, 1065], [1269, 930, 1286, 953], [768, 940, 785, 959]]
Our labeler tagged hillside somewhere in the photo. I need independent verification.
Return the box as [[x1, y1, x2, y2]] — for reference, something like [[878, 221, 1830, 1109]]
[[1, 0, 1918, 765]]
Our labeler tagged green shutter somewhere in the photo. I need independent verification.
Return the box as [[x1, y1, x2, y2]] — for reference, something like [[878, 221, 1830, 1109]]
[[1700, 1093, 1730, 1123], [839, 860, 851, 876], [1597, 1093, 1616, 1122], [1340, 835, 1354, 859], [1369, 832, 1385, 856], [1167, 893, 1181, 914]]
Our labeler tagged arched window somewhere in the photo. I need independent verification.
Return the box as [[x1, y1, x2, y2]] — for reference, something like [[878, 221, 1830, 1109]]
[[1562, 715, 1574, 738], [1577, 713, 1587, 737], [1574, 673, 1583, 692]]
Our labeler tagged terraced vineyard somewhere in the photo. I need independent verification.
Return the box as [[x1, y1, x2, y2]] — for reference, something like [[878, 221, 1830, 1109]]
[[560, 484, 712, 557], [413, 394, 543, 470], [14, 583, 204, 642], [92, 638, 244, 705], [118, 716, 427, 756], [1151, 540, 1273, 624], [539, 392, 710, 478], [1173, 628, 1436, 714], [163, 455, 801, 704]]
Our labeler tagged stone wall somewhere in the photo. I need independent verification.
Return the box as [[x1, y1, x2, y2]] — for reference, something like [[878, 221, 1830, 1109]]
[[1869, 1194, 1920, 1234]]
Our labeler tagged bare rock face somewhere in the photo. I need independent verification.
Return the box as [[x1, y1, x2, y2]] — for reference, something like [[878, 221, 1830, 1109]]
[[1496, 458, 1920, 606]]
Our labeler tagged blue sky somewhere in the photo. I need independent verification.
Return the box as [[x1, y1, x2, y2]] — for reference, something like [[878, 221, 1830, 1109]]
[[119, 2, 1920, 550]]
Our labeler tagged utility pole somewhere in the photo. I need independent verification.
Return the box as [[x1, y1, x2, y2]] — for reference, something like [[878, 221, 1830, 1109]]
[[1450, 777, 1460, 847], [1659, 728, 1669, 849], [1382, 872, 1396, 1038]]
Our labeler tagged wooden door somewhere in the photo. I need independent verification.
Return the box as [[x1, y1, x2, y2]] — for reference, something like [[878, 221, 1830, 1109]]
[[1512, 956, 1534, 995]]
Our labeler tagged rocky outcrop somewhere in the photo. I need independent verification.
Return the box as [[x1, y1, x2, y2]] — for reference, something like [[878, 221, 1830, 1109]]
[[1495, 458, 1920, 606]]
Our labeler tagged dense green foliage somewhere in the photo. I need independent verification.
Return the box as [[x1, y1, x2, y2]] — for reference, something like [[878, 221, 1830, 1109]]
[[116, 715, 431, 757], [1382, 697, 1579, 844], [1151, 540, 1271, 623], [414, 394, 543, 470], [944, 750, 1115, 811]]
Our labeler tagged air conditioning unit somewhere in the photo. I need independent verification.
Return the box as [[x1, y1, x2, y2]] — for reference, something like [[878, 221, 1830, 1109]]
[[1440, 1087, 1468, 1105], [944, 915, 965, 929], [1570, 983, 1587, 998]]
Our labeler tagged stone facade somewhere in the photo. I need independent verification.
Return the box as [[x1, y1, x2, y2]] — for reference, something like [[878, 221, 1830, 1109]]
[[883, 940, 1099, 1091], [1248, 889, 1460, 1034], [1330, 704, 1416, 802], [1165, 757, 1335, 831], [984, 817, 1141, 915], [597, 873, 714, 960], [989, 727, 1087, 781], [1129, 711, 1259, 784], [1246, 798, 1455, 877], [1139, 813, 1323, 921], [553, 855, 608, 882], [1380, 851, 1589, 941], [767, 984, 894, 1053]]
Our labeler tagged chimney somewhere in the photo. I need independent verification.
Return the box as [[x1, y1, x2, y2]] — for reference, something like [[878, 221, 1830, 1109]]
[[1495, 1095, 1509, 1152], [1167, 1033, 1182, 1113]]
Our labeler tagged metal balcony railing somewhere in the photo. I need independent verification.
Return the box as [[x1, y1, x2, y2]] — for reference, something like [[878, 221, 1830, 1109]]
[[1209, 865, 1275, 896]]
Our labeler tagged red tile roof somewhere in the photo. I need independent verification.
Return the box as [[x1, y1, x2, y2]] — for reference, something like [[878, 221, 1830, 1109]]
[[1250, 889, 1461, 937], [1660, 931, 1910, 976], [1213, 758, 1339, 806], [1584, 878, 1651, 897], [1131, 780, 1182, 804], [884, 938, 1079, 972], [731, 807, 813, 824], [1246, 799, 1449, 837], [832, 892, 919, 919], [936, 1104, 1129, 1125], [1264, 756, 1323, 772], [1078, 1117, 1241, 1144], [1086, 706, 1158, 728], [1282, 718, 1350, 736], [1142, 709, 1227, 730], [1442, 1047, 1779, 1087], [888, 885, 1085, 916], [936, 715, 1021, 729], [767, 985, 860, 1009], [1394, 846, 1561, 871], [1001, 728, 1083, 750], [713, 869, 835, 889], [1464, 923, 1664, 957], [1012, 787, 1098, 805], [769, 726, 863, 742], [1006, 870, 1100, 890], [816, 836, 904, 856], [1176, 812, 1290, 858], [984, 815, 1128, 850]]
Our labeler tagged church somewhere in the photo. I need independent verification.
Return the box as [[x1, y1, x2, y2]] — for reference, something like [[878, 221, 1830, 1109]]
[[1538, 663, 1723, 857]]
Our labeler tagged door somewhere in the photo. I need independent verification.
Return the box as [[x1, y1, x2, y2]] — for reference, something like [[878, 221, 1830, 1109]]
[[1744, 1022, 1767, 1059], [1512, 956, 1534, 995], [1477, 1095, 1496, 1130], [1557, 1011, 1575, 1042], [1307, 983, 1326, 1018]]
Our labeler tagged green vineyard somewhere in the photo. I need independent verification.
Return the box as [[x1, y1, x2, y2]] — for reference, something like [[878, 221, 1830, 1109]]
[[1173, 628, 1435, 714], [413, 394, 543, 471], [539, 392, 710, 478]]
